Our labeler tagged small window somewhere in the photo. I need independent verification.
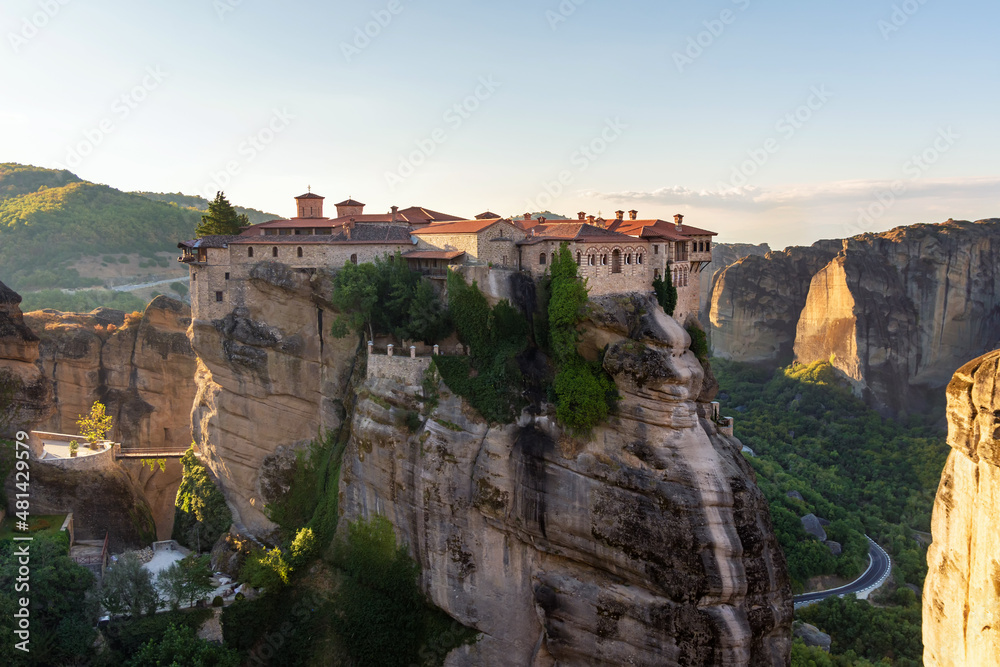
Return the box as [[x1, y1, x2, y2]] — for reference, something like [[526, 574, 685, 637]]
[[215, 291, 223, 302], [248, 247, 254, 258], [350, 254, 358, 265], [539, 252, 546, 265], [224, 272, 230, 280], [625, 254, 631, 265], [297, 247, 303, 258], [192, 273, 197, 281], [272, 247, 278, 258], [653, 245, 659, 254], [706, 241, 711, 251], [637, 254, 643, 265], [576, 252, 582, 265], [589, 255, 595, 266]]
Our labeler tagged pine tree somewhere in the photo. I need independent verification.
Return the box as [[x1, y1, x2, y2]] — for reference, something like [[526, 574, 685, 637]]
[[195, 191, 249, 237], [653, 269, 677, 316]]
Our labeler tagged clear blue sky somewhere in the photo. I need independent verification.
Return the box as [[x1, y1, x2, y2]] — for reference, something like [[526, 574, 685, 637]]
[[2, 0, 997, 248]]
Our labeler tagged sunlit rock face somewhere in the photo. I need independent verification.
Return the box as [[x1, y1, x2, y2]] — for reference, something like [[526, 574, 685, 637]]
[[699, 242, 771, 332], [923, 350, 1000, 666], [341, 293, 792, 666], [710, 219, 1000, 417], [188, 262, 358, 536], [23, 296, 198, 452]]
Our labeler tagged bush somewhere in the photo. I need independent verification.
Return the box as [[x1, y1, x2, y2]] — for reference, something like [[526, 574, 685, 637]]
[[212, 596, 223, 608], [169, 281, 188, 297], [652, 271, 677, 315]]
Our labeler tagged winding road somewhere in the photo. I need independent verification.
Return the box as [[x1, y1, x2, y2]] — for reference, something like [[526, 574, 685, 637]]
[[793, 536, 892, 607]]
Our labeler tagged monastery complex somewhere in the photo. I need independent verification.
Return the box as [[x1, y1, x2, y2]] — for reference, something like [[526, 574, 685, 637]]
[[179, 191, 716, 322]]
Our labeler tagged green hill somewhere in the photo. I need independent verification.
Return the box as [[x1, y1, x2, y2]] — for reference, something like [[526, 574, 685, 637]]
[[134, 191, 277, 225], [0, 164, 273, 304]]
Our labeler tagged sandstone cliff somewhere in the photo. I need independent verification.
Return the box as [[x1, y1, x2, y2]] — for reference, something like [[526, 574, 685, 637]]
[[189, 261, 358, 536], [709, 242, 840, 363], [341, 293, 792, 666], [0, 291, 197, 540], [0, 280, 50, 436], [23, 296, 198, 452], [923, 349, 1000, 666], [710, 219, 1000, 416], [699, 242, 771, 329]]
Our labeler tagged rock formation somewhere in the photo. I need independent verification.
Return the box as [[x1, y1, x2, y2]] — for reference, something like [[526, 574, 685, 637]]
[[0, 280, 50, 436], [710, 219, 1000, 416], [923, 349, 1000, 666], [341, 293, 792, 665], [699, 242, 770, 328], [0, 291, 197, 540], [189, 262, 358, 536], [23, 296, 198, 451]]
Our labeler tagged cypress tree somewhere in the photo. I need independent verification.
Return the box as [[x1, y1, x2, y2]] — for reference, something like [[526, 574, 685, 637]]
[[195, 191, 249, 237]]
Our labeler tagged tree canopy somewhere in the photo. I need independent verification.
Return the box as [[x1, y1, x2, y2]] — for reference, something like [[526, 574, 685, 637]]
[[195, 191, 250, 237]]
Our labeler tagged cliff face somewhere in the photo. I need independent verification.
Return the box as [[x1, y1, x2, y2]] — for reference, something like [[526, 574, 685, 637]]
[[709, 242, 840, 363], [341, 293, 792, 666], [710, 219, 1000, 416], [189, 262, 358, 536], [0, 280, 50, 436], [923, 349, 1000, 666], [22, 296, 198, 451], [699, 242, 771, 329]]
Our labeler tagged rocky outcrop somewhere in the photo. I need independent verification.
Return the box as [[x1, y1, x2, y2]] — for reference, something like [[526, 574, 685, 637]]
[[0, 280, 50, 436], [699, 242, 770, 328], [189, 262, 359, 536], [23, 296, 198, 451], [923, 349, 1000, 666], [709, 242, 840, 364], [340, 293, 792, 666], [710, 219, 1000, 416]]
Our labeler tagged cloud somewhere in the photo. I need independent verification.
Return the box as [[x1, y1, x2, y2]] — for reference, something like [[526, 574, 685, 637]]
[[586, 176, 1000, 212]]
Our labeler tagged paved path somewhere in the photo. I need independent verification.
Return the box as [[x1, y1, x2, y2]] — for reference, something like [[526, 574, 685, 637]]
[[793, 536, 892, 608]]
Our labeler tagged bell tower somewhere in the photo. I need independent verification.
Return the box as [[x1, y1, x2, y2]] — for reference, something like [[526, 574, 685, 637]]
[[294, 188, 325, 219]]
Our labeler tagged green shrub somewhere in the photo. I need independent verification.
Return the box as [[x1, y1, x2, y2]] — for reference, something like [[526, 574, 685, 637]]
[[172, 446, 232, 552], [212, 595, 223, 608], [652, 271, 677, 315], [686, 324, 708, 361]]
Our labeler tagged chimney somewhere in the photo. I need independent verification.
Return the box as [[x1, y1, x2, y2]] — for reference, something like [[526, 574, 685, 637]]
[[615, 210, 625, 221], [538, 216, 547, 224], [578, 211, 587, 221], [391, 205, 398, 223], [524, 213, 532, 221], [587, 215, 595, 225], [629, 210, 638, 221], [674, 214, 684, 230]]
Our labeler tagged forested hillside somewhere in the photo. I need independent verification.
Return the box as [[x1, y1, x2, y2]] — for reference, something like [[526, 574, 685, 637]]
[[134, 191, 277, 224], [0, 164, 272, 308], [714, 359, 947, 665]]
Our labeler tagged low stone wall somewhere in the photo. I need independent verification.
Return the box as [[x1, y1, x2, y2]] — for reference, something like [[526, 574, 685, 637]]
[[366, 353, 432, 387], [35, 440, 118, 472]]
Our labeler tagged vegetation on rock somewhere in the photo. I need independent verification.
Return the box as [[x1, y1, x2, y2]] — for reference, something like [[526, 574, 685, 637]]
[[173, 446, 233, 552], [157, 554, 215, 610], [18, 288, 148, 314], [100, 551, 160, 619], [76, 400, 114, 447], [127, 622, 240, 667], [652, 270, 677, 316]]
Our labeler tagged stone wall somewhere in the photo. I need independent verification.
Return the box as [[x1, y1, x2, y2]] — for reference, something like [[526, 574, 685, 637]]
[[365, 351, 431, 387], [523, 240, 653, 297]]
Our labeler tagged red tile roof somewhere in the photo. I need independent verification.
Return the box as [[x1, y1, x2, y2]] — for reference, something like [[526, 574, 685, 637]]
[[296, 192, 324, 200], [396, 206, 465, 223], [517, 223, 642, 246], [403, 250, 466, 261], [336, 198, 364, 206], [412, 219, 511, 235], [608, 219, 718, 239]]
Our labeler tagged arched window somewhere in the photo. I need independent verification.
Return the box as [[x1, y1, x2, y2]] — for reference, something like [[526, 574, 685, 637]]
[[576, 252, 582, 265], [589, 255, 595, 266], [637, 253, 643, 265], [350, 254, 358, 265], [272, 247, 278, 258], [539, 252, 546, 265], [611, 249, 622, 274], [601, 254, 608, 266], [297, 247, 303, 258], [625, 253, 631, 265], [248, 247, 254, 258]]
